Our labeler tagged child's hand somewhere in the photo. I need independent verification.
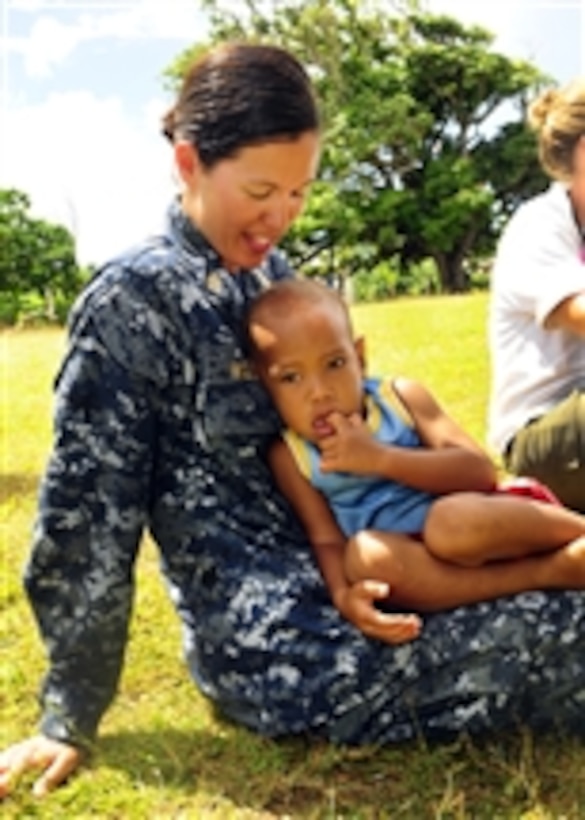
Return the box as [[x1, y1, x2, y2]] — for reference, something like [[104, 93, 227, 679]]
[[334, 580, 422, 644], [319, 412, 385, 474]]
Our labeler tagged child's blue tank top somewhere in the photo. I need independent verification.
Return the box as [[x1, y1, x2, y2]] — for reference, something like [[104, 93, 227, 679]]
[[283, 377, 437, 537]]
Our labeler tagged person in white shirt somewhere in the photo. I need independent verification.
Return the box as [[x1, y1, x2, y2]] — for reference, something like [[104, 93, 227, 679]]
[[488, 78, 585, 512]]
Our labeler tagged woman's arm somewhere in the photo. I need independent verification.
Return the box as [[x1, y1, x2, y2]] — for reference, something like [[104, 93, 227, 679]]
[[23, 256, 170, 759], [544, 291, 585, 336], [27, 317, 156, 750]]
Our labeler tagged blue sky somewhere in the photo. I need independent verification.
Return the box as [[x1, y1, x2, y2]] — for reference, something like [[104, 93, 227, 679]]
[[1, 0, 583, 266]]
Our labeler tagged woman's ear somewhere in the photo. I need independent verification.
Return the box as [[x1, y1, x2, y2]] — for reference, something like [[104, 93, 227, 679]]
[[354, 336, 366, 372], [174, 140, 200, 186]]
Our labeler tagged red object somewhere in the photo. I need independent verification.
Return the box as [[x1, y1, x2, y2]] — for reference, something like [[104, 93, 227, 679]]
[[496, 476, 562, 506]]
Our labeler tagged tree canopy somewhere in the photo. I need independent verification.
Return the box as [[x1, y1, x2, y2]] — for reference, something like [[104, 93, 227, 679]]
[[165, 0, 550, 293], [0, 188, 83, 322]]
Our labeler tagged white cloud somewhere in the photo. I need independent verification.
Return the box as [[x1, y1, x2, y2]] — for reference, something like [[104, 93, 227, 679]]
[[425, 0, 510, 29], [16, 14, 90, 77], [426, 0, 582, 52], [426, 0, 583, 81], [0, 1, 200, 266], [425, 0, 529, 59], [5, 1, 206, 78], [1, 89, 178, 266], [118, 0, 206, 40]]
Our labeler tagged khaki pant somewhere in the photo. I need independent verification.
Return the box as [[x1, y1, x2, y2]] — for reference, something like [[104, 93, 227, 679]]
[[505, 390, 585, 513]]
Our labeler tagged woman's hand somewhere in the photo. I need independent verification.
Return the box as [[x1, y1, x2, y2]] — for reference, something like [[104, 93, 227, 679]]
[[333, 579, 422, 644], [0, 735, 82, 798]]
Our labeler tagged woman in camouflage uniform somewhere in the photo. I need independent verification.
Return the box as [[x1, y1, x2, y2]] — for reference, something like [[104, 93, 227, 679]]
[[2, 43, 585, 799]]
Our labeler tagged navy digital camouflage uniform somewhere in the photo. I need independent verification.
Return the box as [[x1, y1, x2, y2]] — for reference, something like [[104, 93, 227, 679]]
[[27, 199, 585, 750]]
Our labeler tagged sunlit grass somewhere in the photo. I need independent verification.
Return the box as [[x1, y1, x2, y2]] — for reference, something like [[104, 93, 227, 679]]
[[351, 293, 490, 444], [3, 297, 585, 819]]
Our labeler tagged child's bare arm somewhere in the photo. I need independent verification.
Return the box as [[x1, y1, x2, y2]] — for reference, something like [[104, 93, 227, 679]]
[[320, 379, 496, 495], [268, 439, 348, 597], [392, 377, 497, 492]]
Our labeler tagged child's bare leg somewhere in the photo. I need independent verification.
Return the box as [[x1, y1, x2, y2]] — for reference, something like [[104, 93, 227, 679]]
[[344, 528, 585, 612], [424, 492, 585, 566]]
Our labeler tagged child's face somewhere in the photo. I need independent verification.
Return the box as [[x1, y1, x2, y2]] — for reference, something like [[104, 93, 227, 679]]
[[253, 301, 364, 444]]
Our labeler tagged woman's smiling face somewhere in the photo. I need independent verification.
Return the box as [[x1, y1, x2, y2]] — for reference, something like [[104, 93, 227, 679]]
[[175, 132, 321, 271]]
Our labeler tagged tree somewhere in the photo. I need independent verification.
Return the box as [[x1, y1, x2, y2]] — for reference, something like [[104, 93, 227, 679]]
[[165, 0, 550, 292], [0, 188, 82, 321], [388, 13, 548, 290]]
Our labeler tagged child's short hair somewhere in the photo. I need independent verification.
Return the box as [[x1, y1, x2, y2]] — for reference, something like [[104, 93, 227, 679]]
[[246, 278, 352, 358]]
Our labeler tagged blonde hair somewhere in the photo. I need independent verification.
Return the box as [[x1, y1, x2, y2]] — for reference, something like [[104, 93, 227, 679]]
[[528, 78, 585, 181]]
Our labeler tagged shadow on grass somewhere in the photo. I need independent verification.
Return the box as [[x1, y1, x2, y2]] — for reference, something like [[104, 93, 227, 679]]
[[0, 473, 41, 503], [96, 724, 585, 817], [98, 725, 338, 814]]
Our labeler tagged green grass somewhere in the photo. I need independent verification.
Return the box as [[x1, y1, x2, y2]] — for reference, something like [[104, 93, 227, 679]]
[[2, 294, 585, 818]]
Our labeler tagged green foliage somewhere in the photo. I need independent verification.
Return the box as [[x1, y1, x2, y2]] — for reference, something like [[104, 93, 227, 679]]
[[0, 188, 85, 324], [165, 0, 550, 293], [353, 259, 399, 302], [352, 256, 441, 302]]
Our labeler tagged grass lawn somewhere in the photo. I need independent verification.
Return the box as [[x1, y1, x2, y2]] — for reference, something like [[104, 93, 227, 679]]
[[2, 293, 585, 818]]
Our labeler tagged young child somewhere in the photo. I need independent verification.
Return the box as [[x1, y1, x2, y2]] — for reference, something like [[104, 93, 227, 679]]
[[246, 278, 585, 641]]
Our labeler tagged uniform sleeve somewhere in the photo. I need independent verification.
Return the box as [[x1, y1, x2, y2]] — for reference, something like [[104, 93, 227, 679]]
[[267, 248, 294, 282], [25, 276, 163, 750]]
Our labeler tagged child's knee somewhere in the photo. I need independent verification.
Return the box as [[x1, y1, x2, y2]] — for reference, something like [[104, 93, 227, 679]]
[[424, 497, 458, 547], [424, 496, 484, 566], [344, 530, 400, 582], [344, 532, 370, 582]]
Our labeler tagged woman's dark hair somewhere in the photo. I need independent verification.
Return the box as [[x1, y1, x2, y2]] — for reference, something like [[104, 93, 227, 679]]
[[162, 43, 320, 167]]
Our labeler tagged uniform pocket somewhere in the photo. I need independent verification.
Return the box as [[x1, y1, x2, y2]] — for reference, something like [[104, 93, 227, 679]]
[[198, 342, 280, 441]]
